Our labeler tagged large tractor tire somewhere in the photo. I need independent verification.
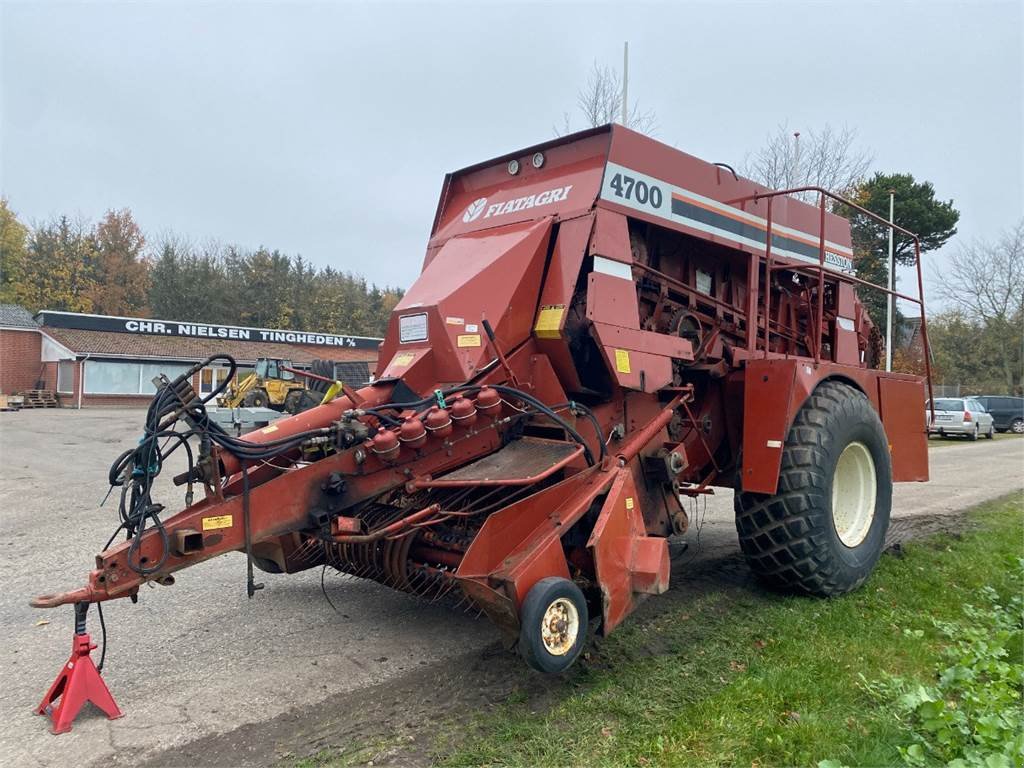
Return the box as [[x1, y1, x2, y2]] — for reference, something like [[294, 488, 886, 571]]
[[243, 389, 270, 409], [308, 360, 335, 394], [285, 389, 320, 415], [734, 380, 892, 597]]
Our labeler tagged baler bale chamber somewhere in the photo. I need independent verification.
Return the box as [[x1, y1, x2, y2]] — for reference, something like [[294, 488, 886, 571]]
[[32, 124, 932, 731]]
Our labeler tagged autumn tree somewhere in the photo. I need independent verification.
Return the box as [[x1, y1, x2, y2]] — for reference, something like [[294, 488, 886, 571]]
[[3, 200, 402, 335], [0, 198, 29, 304], [19, 216, 98, 312], [145, 235, 401, 335], [933, 220, 1023, 393], [87, 208, 151, 315]]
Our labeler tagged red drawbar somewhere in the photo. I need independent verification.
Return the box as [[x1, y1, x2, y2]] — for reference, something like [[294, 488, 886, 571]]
[[37, 632, 122, 734]]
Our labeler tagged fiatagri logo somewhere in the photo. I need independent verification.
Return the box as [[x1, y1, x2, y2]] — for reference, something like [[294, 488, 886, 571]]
[[461, 185, 573, 224]]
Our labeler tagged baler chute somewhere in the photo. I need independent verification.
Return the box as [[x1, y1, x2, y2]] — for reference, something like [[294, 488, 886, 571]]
[[32, 124, 931, 733]]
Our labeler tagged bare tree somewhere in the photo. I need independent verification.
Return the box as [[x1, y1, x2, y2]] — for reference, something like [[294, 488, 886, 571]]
[[742, 123, 873, 201], [556, 61, 657, 136], [934, 220, 1024, 392]]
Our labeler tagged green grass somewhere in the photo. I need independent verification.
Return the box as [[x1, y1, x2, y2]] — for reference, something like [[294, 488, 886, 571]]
[[296, 494, 1023, 768], [437, 494, 1023, 768]]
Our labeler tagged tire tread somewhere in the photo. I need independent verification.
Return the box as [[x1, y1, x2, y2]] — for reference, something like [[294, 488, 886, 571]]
[[735, 381, 886, 596]]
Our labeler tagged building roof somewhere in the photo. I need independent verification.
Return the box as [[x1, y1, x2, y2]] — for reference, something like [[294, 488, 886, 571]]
[[40, 326, 378, 366], [0, 304, 39, 329]]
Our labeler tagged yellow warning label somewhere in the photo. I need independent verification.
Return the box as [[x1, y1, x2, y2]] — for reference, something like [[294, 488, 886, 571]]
[[457, 334, 481, 348], [533, 305, 565, 339], [202, 515, 233, 531], [615, 348, 631, 374], [260, 424, 279, 434], [625, 496, 635, 510], [391, 352, 416, 368]]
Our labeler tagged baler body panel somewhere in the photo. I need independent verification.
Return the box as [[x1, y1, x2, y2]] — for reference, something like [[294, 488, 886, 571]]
[[379, 217, 553, 386]]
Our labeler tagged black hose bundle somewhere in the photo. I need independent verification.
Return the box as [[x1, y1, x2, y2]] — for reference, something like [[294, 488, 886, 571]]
[[105, 354, 334, 576]]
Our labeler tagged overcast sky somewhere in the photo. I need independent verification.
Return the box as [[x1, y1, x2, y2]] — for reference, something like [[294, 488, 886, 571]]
[[2, 0, 1021, 309]]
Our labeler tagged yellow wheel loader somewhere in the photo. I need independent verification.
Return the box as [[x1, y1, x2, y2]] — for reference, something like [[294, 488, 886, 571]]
[[217, 358, 320, 414]]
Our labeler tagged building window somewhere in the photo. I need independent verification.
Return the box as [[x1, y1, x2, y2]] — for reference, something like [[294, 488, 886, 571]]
[[84, 360, 192, 395], [57, 361, 75, 394], [199, 366, 232, 397], [141, 363, 192, 393]]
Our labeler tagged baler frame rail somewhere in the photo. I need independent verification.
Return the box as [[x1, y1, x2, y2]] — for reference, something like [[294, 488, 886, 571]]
[[728, 185, 935, 416]]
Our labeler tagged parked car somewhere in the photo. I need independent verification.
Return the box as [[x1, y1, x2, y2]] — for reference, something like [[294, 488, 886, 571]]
[[973, 395, 1024, 434], [925, 398, 995, 440]]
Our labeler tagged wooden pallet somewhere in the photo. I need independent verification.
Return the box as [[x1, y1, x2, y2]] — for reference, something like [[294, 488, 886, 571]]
[[18, 389, 59, 408]]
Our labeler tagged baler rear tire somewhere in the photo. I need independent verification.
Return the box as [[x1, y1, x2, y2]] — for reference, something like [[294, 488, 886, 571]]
[[518, 577, 588, 674], [734, 380, 892, 597]]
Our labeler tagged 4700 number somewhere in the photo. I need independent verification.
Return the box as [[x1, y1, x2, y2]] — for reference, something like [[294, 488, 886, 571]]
[[608, 173, 663, 208]]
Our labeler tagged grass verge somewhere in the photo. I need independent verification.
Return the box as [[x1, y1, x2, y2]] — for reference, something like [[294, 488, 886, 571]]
[[440, 493, 1023, 767], [297, 493, 1023, 768]]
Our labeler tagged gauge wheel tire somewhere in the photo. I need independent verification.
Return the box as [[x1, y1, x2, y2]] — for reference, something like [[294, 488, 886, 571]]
[[518, 577, 588, 674], [1011, 419, 1024, 435], [734, 380, 892, 597], [244, 390, 269, 408], [968, 425, 979, 441]]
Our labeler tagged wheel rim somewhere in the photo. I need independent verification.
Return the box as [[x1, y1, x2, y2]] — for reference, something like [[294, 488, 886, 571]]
[[831, 441, 877, 548], [540, 597, 579, 656], [1013, 421, 1024, 434]]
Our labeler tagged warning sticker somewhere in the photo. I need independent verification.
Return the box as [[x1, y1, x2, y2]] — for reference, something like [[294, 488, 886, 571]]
[[390, 352, 416, 368], [534, 305, 565, 339], [260, 424, 279, 434], [625, 497, 635, 510], [457, 334, 481, 348], [202, 515, 233, 531], [615, 348, 631, 374], [445, 316, 464, 325]]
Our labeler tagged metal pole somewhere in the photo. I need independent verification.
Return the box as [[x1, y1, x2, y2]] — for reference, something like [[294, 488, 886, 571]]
[[622, 41, 629, 127], [885, 189, 895, 372], [793, 132, 800, 189]]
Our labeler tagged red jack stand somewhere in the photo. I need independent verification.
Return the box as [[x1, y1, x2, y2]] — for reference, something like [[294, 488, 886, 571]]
[[36, 603, 122, 734]]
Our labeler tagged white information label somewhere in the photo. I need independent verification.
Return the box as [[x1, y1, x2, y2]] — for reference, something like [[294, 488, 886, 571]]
[[399, 313, 428, 343]]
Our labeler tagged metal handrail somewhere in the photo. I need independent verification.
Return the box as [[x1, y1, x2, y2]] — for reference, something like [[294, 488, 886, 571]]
[[726, 185, 934, 411]]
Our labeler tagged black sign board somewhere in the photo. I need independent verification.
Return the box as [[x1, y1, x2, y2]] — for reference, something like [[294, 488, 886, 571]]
[[36, 311, 382, 351]]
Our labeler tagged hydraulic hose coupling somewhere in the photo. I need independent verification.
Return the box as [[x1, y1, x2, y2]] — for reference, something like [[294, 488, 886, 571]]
[[399, 416, 428, 449], [424, 406, 453, 439], [450, 394, 478, 426]]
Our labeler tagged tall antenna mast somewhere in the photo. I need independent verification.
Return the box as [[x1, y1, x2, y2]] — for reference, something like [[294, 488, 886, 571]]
[[622, 41, 629, 127]]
